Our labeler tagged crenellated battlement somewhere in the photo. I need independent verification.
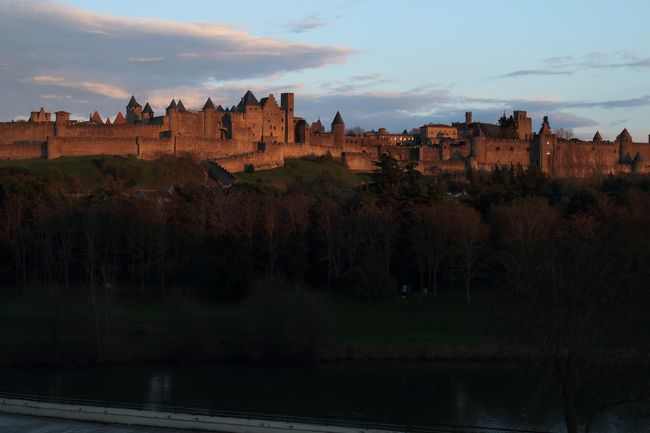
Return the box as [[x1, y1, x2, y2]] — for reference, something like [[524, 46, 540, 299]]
[[0, 94, 648, 177]]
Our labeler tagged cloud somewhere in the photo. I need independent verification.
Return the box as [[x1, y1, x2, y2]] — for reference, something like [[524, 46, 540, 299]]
[[499, 51, 650, 80], [0, 0, 351, 119], [542, 51, 650, 71], [320, 74, 394, 94], [285, 14, 329, 33], [128, 57, 164, 62], [543, 112, 598, 129], [21, 75, 129, 99], [497, 69, 573, 78], [350, 73, 382, 81]]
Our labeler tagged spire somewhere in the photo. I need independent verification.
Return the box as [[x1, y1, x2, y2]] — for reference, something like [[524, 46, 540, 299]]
[[113, 112, 126, 125], [127, 95, 141, 108], [203, 97, 216, 110], [231, 105, 237, 112], [539, 116, 551, 134], [241, 90, 259, 106], [90, 111, 102, 123], [216, 105, 225, 112], [593, 131, 603, 141], [166, 99, 177, 111], [176, 100, 187, 112], [105, 118, 112, 125], [332, 111, 344, 125], [142, 103, 154, 114], [617, 128, 633, 142]]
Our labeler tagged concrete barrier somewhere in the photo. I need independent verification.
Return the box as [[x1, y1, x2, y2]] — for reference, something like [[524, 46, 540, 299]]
[[0, 398, 402, 433]]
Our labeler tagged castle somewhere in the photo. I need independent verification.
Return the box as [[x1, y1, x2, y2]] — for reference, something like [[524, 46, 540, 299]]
[[1, 90, 649, 177]]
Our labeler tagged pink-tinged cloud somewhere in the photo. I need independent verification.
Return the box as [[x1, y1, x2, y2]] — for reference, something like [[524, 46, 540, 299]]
[[21, 76, 130, 99], [0, 0, 352, 119]]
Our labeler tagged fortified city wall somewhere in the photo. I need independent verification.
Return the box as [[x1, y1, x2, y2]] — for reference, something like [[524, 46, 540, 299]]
[[0, 92, 648, 178]]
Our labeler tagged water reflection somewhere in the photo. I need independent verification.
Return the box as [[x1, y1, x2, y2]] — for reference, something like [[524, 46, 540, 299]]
[[0, 361, 646, 433]]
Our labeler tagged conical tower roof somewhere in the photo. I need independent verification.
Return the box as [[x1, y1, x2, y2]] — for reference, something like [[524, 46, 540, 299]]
[[176, 100, 187, 113], [113, 112, 126, 125], [127, 95, 141, 108], [90, 111, 102, 123], [241, 90, 259, 106], [593, 131, 603, 141], [216, 105, 224, 112], [166, 99, 177, 110], [332, 111, 344, 125], [203, 97, 216, 110], [231, 105, 237, 112], [617, 128, 633, 142], [143, 103, 154, 114], [105, 118, 112, 125]]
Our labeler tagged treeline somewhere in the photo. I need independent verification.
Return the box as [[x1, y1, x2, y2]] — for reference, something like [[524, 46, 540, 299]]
[[0, 155, 649, 304]]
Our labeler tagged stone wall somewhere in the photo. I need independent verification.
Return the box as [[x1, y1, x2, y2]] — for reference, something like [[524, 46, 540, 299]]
[[55, 122, 164, 138], [0, 122, 54, 145], [214, 146, 285, 173], [342, 152, 374, 172], [473, 137, 530, 169], [548, 140, 620, 177], [47, 136, 136, 159], [0, 142, 43, 159]]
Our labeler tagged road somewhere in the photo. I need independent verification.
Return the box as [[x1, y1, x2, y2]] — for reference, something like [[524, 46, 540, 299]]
[[0, 412, 202, 433]]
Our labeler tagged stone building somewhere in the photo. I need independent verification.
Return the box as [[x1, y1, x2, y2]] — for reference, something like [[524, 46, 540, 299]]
[[0, 90, 648, 176]]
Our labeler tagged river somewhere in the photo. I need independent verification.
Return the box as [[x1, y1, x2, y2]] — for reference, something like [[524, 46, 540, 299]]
[[0, 361, 647, 432]]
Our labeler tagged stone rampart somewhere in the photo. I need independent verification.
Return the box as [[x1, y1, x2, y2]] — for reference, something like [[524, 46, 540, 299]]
[[0, 142, 43, 159], [47, 136, 136, 159], [0, 122, 54, 145]]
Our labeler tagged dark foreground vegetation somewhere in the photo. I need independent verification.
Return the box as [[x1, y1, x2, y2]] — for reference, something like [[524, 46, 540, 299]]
[[0, 154, 649, 432]]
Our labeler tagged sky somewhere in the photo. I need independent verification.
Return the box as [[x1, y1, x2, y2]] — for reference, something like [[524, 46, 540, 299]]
[[0, 0, 649, 140]]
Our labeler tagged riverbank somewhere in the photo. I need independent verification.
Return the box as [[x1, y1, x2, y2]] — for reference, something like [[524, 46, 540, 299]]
[[2, 288, 648, 366], [0, 289, 534, 365]]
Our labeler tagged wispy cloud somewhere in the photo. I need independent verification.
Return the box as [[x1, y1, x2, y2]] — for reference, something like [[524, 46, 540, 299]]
[[350, 73, 382, 81], [499, 51, 650, 79], [549, 51, 650, 70], [21, 75, 129, 99], [320, 74, 394, 94], [285, 14, 329, 33], [128, 57, 164, 62], [608, 119, 630, 127], [497, 69, 573, 78]]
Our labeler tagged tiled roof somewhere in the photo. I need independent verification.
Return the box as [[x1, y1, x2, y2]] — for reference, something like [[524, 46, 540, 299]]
[[127, 96, 141, 109], [617, 128, 633, 142], [332, 111, 344, 125], [113, 112, 126, 125], [203, 97, 216, 110], [241, 90, 259, 106]]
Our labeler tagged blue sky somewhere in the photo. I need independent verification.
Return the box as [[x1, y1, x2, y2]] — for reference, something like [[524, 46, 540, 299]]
[[1, 0, 649, 140]]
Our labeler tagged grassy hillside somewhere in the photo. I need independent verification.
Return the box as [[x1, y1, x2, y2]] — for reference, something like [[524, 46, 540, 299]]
[[0, 156, 368, 192], [237, 158, 370, 190], [0, 156, 155, 190], [0, 155, 206, 192]]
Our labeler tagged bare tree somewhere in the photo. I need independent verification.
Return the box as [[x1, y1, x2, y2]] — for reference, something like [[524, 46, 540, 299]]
[[555, 127, 575, 140]]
